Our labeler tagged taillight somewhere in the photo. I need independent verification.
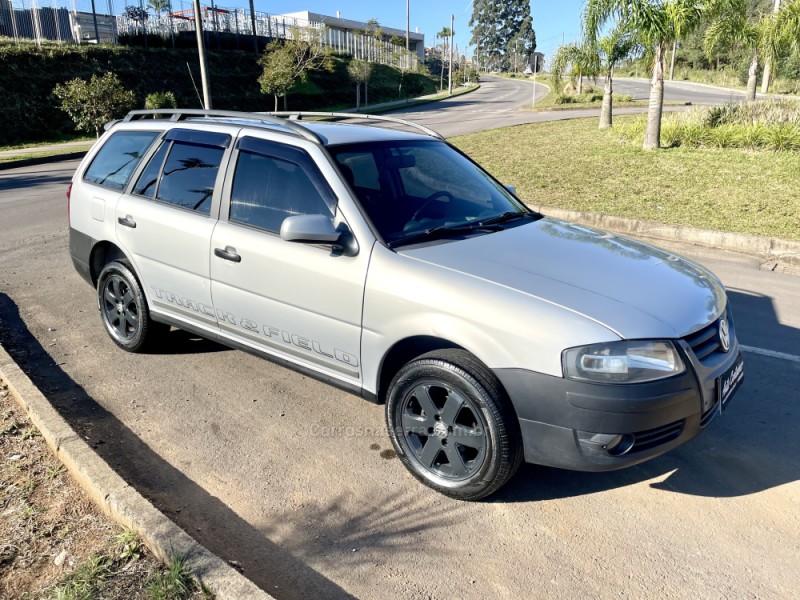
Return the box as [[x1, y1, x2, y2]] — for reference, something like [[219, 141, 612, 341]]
[[66, 183, 72, 227]]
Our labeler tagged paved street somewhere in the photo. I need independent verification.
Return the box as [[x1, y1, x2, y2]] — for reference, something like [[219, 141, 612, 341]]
[[1, 79, 798, 599]]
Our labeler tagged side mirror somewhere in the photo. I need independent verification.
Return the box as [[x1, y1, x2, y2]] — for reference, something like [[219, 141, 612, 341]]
[[281, 214, 341, 244], [504, 185, 517, 196], [280, 214, 358, 256]]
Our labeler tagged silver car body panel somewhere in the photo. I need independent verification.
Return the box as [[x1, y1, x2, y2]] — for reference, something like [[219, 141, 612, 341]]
[[70, 118, 728, 395]]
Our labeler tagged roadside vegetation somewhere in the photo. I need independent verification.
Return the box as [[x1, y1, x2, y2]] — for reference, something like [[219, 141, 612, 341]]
[[452, 116, 800, 241], [550, 0, 800, 148], [0, 40, 439, 145], [618, 98, 800, 149], [0, 384, 208, 599]]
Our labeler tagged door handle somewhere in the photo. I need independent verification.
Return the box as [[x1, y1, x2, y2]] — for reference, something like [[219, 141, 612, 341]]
[[214, 246, 242, 263], [118, 215, 136, 228]]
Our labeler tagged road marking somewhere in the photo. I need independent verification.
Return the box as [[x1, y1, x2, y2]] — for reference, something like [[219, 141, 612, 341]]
[[740, 345, 800, 363]]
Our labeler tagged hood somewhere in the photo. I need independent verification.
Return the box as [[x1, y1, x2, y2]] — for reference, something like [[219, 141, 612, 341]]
[[400, 218, 726, 339]]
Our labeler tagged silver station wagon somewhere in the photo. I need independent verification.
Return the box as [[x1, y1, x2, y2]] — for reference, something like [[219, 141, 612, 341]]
[[69, 109, 744, 500]]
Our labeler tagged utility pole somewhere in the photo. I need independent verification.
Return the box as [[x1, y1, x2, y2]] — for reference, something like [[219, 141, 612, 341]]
[[760, 0, 781, 94], [406, 0, 410, 51], [532, 55, 538, 107], [448, 14, 454, 96], [249, 0, 257, 55], [193, 0, 212, 109]]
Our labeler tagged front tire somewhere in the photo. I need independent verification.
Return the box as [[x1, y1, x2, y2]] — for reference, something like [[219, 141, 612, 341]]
[[385, 349, 522, 500], [97, 260, 164, 353]]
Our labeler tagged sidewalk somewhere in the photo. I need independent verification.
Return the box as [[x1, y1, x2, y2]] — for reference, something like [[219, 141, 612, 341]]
[[0, 139, 95, 158]]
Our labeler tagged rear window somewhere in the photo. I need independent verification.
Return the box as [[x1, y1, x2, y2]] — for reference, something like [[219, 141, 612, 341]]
[[83, 131, 159, 190]]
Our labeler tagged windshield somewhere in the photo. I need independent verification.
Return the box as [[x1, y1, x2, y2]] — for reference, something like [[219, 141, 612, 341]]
[[329, 140, 531, 246]]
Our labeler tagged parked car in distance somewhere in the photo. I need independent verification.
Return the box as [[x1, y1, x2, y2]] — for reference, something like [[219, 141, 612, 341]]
[[68, 109, 744, 500]]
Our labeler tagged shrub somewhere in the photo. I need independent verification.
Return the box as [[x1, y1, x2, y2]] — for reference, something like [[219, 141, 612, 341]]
[[53, 72, 135, 137], [555, 94, 577, 104], [144, 91, 178, 110]]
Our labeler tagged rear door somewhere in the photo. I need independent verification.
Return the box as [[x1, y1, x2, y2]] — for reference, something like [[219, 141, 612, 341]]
[[209, 135, 370, 386], [116, 127, 233, 331]]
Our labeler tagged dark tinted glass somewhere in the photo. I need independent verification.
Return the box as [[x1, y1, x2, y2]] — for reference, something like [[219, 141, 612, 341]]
[[230, 149, 333, 233], [83, 131, 158, 190], [156, 142, 225, 215], [132, 141, 169, 199], [330, 140, 526, 242]]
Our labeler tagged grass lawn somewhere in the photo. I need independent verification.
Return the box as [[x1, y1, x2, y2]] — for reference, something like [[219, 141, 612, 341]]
[[452, 115, 800, 241], [0, 145, 93, 163]]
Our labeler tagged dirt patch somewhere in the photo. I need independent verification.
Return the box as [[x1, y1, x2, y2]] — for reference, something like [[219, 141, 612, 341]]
[[0, 384, 207, 599]]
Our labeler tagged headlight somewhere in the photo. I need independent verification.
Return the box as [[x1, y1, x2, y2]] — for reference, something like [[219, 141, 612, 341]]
[[562, 340, 685, 384]]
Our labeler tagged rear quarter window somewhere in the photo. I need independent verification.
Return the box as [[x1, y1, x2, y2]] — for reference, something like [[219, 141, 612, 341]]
[[83, 130, 159, 190]]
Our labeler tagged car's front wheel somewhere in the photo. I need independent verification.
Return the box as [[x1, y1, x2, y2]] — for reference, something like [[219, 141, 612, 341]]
[[385, 349, 522, 500], [97, 260, 165, 353]]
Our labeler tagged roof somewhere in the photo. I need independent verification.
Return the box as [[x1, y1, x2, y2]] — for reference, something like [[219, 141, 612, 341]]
[[300, 121, 433, 146], [118, 111, 440, 147]]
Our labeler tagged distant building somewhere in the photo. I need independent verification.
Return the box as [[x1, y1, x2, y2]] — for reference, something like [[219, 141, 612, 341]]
[[279, 10, 425, 61]]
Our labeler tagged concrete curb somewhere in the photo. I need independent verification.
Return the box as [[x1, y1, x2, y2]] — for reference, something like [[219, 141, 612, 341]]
[[529, 204, 800, 267], [0, 151, 88, 171], [0, 344, 273, 599]]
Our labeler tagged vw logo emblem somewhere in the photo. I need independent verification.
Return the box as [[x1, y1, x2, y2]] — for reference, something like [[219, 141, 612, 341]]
[[719, 319, 730, 353]]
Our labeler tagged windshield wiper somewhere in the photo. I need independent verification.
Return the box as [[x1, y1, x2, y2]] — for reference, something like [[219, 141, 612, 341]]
[[477, 211, 536, 226], [388, 211, 538, 249], [388, 222, 504, 249]]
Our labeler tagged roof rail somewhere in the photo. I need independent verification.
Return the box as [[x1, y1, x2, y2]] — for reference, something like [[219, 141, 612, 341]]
[[121, 109, 323, 144], [267, 111, 445, 140]]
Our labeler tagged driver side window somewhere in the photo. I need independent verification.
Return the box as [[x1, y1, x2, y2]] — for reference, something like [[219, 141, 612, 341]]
[[229, 138, 335, 234]]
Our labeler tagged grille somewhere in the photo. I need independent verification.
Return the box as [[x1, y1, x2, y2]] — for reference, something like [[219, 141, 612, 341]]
[[629, 420, 685, 454], [684, 318, 722, 362]]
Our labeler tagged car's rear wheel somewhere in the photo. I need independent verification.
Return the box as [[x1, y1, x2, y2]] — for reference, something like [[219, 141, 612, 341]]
[[97, 260, 165, 353], [385, 349, 522, 500]]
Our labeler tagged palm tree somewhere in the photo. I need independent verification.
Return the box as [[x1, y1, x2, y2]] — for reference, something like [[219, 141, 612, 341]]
[[437, 27, 452, 91], [550, 42, 597, 96], [585, 0, 705, 150], [704, 0, 767, 101], [148, 0, 167, 18], [596, 28, 639, 129], [775, 0, 800, 54]]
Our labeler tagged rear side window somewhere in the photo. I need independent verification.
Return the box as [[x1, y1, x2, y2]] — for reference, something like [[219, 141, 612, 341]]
[[83, 131, 159, 190], [157, 142, 225, 215]]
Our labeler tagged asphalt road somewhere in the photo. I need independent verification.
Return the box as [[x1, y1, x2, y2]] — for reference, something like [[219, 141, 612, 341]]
[[1, 82, 799, 599], [614, 77, 750, 105], [382, 75, 668, 137]]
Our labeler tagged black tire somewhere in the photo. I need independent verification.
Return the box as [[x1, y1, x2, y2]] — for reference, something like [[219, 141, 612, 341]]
[[385, 349, 523, 501], [97, 260, 165, 353]]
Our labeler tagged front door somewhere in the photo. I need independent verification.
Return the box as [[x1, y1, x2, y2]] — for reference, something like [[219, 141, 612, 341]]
[[209, 136, 369, 386]]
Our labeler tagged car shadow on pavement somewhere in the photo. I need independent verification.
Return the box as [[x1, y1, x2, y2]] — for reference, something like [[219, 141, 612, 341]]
[[493, 289, 800, 504], [149, 329, 232, 356], [0, 293, 360, 599], [0, 170, 75, 192]]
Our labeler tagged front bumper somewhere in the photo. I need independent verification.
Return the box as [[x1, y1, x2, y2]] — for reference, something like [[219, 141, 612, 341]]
[[494, 335, 743, 472]]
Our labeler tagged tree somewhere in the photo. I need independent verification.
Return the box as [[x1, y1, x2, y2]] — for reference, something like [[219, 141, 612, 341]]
[[258, 27, 334, 111], [348, 59, 374, 109], [470, 0, 503, 69], [596, 28, 639, 128], [470, 0, 535, 72], [53, 72, 136, 138], [585, 0, 706, 150], [437, 27, 452, 90], [147, 0, 167, 18], [123, 5, 148, 24], [704, 0, 769, 100], [550, 42, 598, 95]]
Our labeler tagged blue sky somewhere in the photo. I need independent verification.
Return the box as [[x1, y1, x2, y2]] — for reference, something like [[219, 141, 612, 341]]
[[241, 1, 586, 61]]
